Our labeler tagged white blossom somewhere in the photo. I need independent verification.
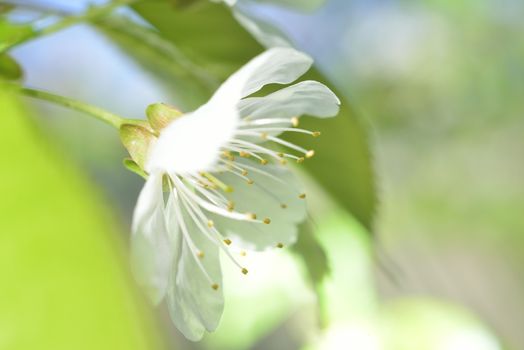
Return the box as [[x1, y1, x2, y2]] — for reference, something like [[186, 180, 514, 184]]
[[130, 47, 339, 341]]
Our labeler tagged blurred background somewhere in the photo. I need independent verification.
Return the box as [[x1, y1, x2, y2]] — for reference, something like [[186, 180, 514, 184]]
[[2, 0, 523, 349]]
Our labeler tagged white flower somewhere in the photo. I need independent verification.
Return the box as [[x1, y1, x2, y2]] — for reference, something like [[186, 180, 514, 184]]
[[129, 47, 340, 341]]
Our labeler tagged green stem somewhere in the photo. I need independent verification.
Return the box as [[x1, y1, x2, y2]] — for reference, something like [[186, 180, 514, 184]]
[[2, 0, 135, 52], [18, 86, 126, 129]]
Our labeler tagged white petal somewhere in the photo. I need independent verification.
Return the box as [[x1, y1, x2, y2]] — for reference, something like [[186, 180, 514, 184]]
[[212, 159, 306, 250], [236, 47, 313, 98], [130, 172, 173, 304], [146, 48, 312, 174], [166, 197, 224, 341], [145, 101, 238, 174], [240, 80, 340, 120]]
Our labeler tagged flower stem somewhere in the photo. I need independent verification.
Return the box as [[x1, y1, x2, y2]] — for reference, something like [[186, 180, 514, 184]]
[[17, 86, 126, 129], [2, 0, 135, 52]]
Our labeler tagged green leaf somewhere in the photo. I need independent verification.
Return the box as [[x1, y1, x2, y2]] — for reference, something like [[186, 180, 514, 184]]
[[0, 86, 164, 349], [0, 19, 34, 52], [292, 221, 330, 285], [96, 15, 218, 110], [116, 1, 376, 229], [0, 53, 22, 80], [249, 0, 328, 12]]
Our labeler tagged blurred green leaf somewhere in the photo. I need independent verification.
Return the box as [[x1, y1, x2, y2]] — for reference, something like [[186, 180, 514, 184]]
[[0, 86, 164, 349], [96, 15, 217, 110], [0, 19, 34, 52], [0, 53, 22, 80], [124, 0, 376, 229], [292, 221, 330, 286], [250, 0, 328, 12]]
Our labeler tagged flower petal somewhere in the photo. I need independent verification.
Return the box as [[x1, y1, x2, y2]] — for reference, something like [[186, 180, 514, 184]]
[[240, 80, 340, 121], [212, 159, 306, 250], [130, 172, 173, 304], [235, 47, 313, 98], [146, 48, 312, 175], [166, 194, 224, 341]]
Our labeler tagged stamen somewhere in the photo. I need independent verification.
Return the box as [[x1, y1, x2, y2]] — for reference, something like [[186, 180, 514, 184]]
[[223, 239, 232, 245], [197, 251, 205, 259], [291, 117, 299, 127], [240, 251, 247, 256], [212, 283, 219, 290], [201, 172, 233, 193], [173, 176, 260, 222], [176, 185, 247, 271], [237, 127, 318, 136], [299, 193, 306, 199], [207, 220, 214, 228], [306, 150, 315, 158], [168, 185, 215, 286], [246, 212, 257, 220], [240, 118, 295, 127], [276, 243, 284, 248], [280, 204, 288, 209], [263, 218, 271, 224], [241, 268, 249, 275]]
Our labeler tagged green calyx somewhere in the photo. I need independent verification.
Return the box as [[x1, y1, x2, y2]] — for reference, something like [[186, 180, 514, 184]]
[[119, 124, 156, 171], [146, 102, 182, 133], [121, 103, 184, 177]]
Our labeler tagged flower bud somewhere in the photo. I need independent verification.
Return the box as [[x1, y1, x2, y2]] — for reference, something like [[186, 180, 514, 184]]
[[119, 124, 156, 170], [146, 103, 182, 132]]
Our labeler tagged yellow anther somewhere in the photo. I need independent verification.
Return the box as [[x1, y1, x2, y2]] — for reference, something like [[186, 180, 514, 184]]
[[247, 179, 254, 185], [280, 204, 288, 209], [276, 243, 284, 248], [197, 251, 205, 259], [306, 150, 315, 158], [223, 239, 232, 245], [263, 218, 271, 224], [299, 193, 306, 199], [207, 220, 214, 228], [296, 157, 305, 163], [239, 151, 250, 157], [277, 152, 284, 157], [241, 169, 248, 176], [313, 131, 321, 137], [227, 201, 235, 212], [202, 172, 233, 192], [246, 212, 257, 220], [291, 117, 299, 127], [260, 159, 268, 165], [240, 251, 247, 257], [241, 268, 249, 275], [211, 283, 219, 290], [280, 159, 288, 165], [260, 132, 268, 140]]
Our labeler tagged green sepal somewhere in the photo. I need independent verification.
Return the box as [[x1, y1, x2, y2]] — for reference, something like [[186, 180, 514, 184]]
[[123, 158, 148, 179], [119, 123, 156, 170], [146, 102, 182, 132], [0, 53, 22, 81]]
